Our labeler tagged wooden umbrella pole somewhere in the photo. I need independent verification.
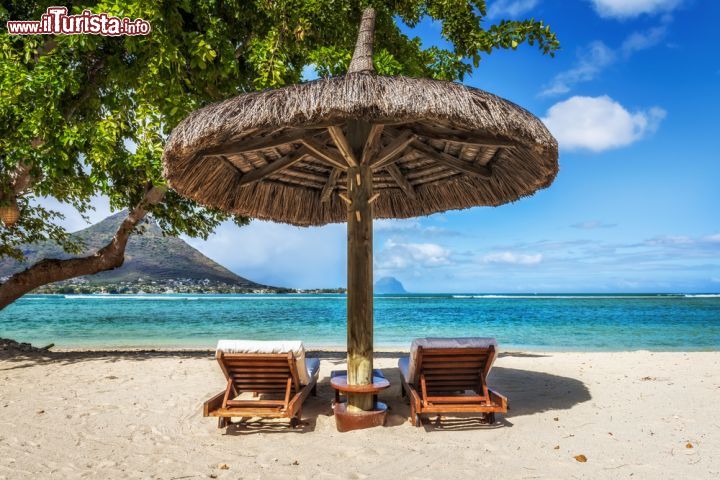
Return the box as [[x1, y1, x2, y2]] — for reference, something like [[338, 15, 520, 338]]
[[346, 119, 374, 412], [344, 7, 378, 413]]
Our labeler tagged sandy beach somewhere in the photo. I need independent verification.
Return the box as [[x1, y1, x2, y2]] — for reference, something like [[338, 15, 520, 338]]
[[0, 350, 717, 479]]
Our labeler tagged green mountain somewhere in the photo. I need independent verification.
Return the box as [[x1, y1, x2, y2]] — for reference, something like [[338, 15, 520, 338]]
[[0, 211, 270, 289]]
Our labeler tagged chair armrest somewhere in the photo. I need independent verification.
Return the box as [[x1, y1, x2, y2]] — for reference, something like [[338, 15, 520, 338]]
[[408, 384, 422, 410], [203, 390, 226, 416], [488, 388, 508, 412]]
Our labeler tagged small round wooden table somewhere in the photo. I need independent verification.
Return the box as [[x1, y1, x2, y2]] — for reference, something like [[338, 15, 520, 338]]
[[330, 369, 390, 432]]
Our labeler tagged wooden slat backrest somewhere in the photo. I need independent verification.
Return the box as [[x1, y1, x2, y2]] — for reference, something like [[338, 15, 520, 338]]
[[417, 346, 495, 398], [216, 351, 302, 399]]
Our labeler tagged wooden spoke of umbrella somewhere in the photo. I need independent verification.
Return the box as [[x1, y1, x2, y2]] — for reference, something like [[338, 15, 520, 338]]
[[216, 155, 244, 176], [237, 147, 310, 187], [320, 168, 341, 203], [361, 124, 384, 164], [485, 147, 505, 169], [408, 124, 518, 149], [385, 163, 417, 199], [199, 128, 308, 158], [275, 165, 326, 186], [302, 137, 351, 170], [410, 139, 493, 179], [327, 126, 359, 167], [414, 166, 466, 187], [369, 131, 416, 170]]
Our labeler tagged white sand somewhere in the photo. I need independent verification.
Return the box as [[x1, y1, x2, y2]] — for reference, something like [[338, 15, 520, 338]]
[[1, 351, 718, 479]]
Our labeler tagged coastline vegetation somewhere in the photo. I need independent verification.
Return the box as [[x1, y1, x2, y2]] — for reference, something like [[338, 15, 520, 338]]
[[26, 278, 345, 295]]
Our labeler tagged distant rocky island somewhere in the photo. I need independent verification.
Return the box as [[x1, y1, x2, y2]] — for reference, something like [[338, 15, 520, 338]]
[[0, 212, 346, 295], [374, 276, 407, 294]]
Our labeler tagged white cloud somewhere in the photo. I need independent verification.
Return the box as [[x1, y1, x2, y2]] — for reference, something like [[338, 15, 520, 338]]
[[374, 219, 422, 232], [541, 41, 615, 96], [643, 235, 694, 246], [572, 221, 618, 230], [621, 25, 668, 56], [704, 233, 720, 243], [542, 16, 672, 96], [591, 0, 683, 19], [374, 218, 458, 237], [542, 95, 666, 152], [487, 0, 539, 19], [376, 239, 452, 270], [482, 251, 543, 265]]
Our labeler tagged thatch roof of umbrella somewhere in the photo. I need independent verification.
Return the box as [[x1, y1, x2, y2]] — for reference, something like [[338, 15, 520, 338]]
[[162, 13, 558, 227]]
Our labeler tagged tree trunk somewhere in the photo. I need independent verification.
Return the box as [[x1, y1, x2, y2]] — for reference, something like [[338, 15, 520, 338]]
[[347, 7, 376, 74], [0, 187, 165, 310], [346, 120, 374, 412]]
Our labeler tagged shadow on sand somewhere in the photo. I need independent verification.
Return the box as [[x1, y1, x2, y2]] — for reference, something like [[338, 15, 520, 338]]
[[220, 378, 339, 436], [222, 416, 321, 436], [371, 364, 591, 432]]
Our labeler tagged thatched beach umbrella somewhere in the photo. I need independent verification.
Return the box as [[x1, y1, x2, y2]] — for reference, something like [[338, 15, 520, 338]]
[[163, 8, 558, 425]]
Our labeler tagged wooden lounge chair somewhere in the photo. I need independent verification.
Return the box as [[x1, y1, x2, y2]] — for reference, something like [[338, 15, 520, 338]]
[[398, 337, 507, 427], [203, 340, 319, 428]]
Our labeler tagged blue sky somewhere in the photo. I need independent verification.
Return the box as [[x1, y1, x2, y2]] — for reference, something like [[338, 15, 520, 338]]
[[48, 0, 720, 293]]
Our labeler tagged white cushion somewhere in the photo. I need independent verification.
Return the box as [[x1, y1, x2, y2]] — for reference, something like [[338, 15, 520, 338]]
[[216, 339, 315, 385], [406, 337, 498, 384]]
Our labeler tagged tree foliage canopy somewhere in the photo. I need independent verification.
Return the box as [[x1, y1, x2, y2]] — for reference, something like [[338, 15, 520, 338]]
[[0, 0, 559, 261]]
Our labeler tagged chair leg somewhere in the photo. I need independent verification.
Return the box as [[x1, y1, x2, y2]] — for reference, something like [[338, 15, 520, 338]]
[[217, 417, 228, 429], [413, 413, 422, 427], [410, 401, 421, 427], [290, 410, 302, 429]]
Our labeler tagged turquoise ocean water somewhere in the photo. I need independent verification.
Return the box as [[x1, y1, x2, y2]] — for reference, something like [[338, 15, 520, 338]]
[[1, 293, 719, 351]]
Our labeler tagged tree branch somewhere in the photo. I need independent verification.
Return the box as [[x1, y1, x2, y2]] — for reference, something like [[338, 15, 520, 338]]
[[0, 186, 166, 310]]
